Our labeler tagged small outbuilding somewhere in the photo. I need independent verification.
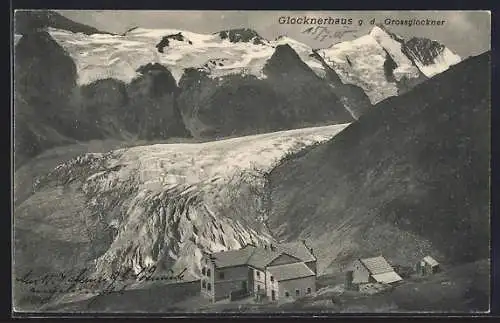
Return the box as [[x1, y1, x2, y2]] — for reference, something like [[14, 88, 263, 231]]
[[349, 256, 403, 286], [416, 256, 440, 276]]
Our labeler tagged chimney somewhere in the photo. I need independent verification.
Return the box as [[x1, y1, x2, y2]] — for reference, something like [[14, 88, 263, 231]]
[[345, 270, 354, 290]]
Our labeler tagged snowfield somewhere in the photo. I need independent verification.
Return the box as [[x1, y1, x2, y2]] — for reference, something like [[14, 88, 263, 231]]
[[116, 123, 349, 191], [46, 27, 327, 85]]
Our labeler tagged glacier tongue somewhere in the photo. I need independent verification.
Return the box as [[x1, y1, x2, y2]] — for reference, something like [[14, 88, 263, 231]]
[[35, 124, 349, 279]]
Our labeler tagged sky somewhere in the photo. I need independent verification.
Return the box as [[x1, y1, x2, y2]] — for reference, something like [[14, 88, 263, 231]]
[[56, 10, 491, 58]]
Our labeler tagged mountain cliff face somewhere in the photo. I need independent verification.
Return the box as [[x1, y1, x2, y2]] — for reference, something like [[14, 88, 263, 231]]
[[267, 52, 490, 274], [217, 28, 266, 45], [402, 37, 462, 77], [14, 31, 83, 167], [14, 31, 189, 168], [14, 124, 349, 279], [176, 44, 353, 137], [310, 50, 372, 119]]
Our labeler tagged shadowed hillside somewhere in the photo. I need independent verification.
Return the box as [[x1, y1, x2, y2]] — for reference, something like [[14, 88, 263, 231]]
[[267, 52, 490, 274]]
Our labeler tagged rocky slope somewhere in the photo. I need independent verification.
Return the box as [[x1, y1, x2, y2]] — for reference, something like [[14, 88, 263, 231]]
[[267, 52, 490, 274], [403, 37, 462, 78], [14, 124, 349, 280]]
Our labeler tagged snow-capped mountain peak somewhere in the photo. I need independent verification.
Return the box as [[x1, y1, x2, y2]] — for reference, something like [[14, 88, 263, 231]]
[[316, 25, 461, 103], [369, 25, 422, 81], [369, 24, 461, 78]]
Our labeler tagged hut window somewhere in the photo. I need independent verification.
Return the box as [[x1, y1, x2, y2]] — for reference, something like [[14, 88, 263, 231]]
[[285, 291, 289, 297], [307, 287, 311, 294], [295, 289, 300, 297], [207, 283, 211, 291], [202, 280, 206, 288], [207, 268, 211, 277]]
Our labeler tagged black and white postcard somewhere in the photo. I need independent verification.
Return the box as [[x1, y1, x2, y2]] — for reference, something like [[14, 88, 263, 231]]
[[12, 10, 491, 315]]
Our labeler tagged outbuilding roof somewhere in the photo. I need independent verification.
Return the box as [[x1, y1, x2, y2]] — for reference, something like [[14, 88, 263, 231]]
[[371, 271, 403, 284], [423, 256, 439, 267], [266, 262, 315, 282], [359, 256, 395, 275]]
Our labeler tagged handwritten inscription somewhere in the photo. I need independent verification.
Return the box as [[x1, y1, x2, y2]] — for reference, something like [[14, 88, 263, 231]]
[[302, 26, 359, 42], [15, 266, 187, 304]]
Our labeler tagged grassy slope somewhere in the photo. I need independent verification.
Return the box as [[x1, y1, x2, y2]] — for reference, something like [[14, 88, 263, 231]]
[[267, 52, 490, 274]]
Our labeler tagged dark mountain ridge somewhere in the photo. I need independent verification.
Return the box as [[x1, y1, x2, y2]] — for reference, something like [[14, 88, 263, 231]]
[[14, 10, 110, 35], [267, 51, 490, 273], [310, 50, 372, 119], [176, 44, 353, 137]]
